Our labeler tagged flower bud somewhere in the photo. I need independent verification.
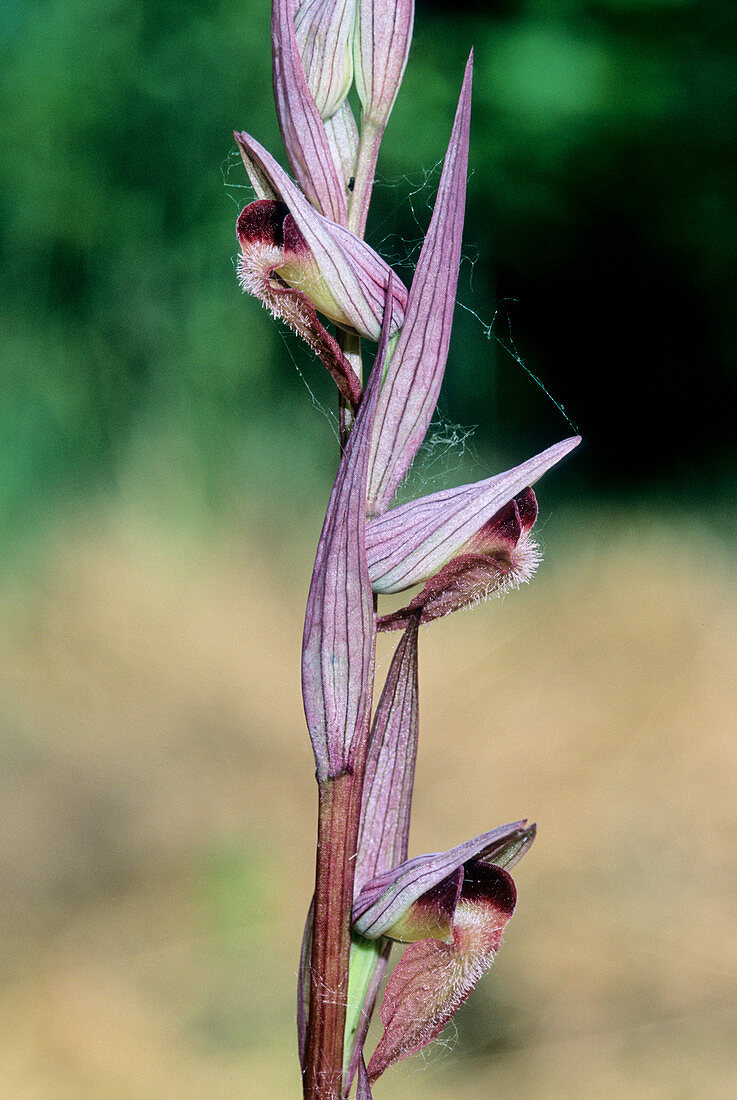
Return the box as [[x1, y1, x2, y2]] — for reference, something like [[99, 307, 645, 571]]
[[271, 0, 348, 222], [353, 0, 414, 129], [295, 0, 357, 120]]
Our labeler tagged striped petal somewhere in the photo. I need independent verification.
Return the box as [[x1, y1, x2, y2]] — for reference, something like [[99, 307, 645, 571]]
[[367, 436, 581, 594], [353, 821, 534, 939], [235, 131, 407, 340], [323, 99, 359, 197]]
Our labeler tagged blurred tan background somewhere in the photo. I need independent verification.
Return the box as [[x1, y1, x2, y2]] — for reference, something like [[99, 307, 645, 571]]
[[3, 0, 737, 1095], [1, 500, 735, 1098]]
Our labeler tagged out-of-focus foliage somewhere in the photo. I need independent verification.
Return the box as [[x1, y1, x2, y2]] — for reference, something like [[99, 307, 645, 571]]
[[384, 0, 737, 488], [2, 0, 736, 552]]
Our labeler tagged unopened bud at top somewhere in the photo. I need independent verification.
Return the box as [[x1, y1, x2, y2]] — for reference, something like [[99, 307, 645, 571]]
[[353, 0, 414, 129], [295, 0, 357, 120]]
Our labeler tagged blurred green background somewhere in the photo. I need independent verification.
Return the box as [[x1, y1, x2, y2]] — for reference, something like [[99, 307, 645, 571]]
[[2, 0, 736, 1096]]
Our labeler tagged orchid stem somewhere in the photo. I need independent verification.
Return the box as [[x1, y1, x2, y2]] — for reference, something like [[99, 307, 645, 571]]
[[303, 324, 369, 1099], [303, 704, 376, 1099], [303, 773, 360, 1100]]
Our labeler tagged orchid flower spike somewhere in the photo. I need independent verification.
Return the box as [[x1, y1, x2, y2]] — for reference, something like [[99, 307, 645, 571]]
[[353, 822, 535, 1082]]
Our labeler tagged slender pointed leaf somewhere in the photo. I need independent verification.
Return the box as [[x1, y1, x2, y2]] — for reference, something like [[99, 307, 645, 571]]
[[357, 1054, 374, 1098], [301, 285, 396, 778], [355, 619, 419, 892], [297, 901, 313, 1068], [343, 620, 419, 1087], [368, 53, 473, 515]]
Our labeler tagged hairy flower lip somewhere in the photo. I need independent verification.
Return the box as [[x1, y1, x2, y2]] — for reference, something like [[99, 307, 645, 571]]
[[235, 130, 407, 340], [366, 436, 581, 596], [236, 198, 362, 408], [376, 549, 539, 632], [367, 53, 473, 516]]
